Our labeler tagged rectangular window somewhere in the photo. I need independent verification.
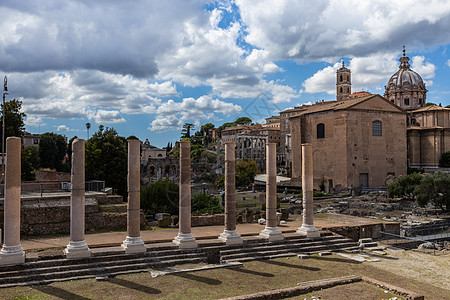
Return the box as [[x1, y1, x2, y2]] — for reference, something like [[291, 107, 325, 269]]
[[317, 123, 325, 139], [372, 121, 382, 136]]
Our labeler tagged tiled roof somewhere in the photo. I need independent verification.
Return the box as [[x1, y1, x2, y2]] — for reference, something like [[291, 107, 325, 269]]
[[412, 105, 450, 113]]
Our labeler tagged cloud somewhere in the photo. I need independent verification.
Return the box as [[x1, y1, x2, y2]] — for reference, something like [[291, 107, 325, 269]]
[[87, 109, 126, 124], [448, 59, 450, 67], [236, 0, 450, 61], [302, 53, 412, 95], [411, 56, 436, 79], [55, 124, 78, 132], [149, 95, 242, 132], [7, 70, 174, 120], [24, 115, 45, 127], [0, 1, 206, 77]]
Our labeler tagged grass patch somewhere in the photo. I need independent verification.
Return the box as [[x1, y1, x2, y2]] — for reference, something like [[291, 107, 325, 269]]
[[1, 253, 445, 299]]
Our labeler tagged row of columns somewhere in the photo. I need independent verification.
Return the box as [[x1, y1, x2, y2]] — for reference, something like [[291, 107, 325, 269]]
[[237, 136, 267, 160], [0, 137, 319, 265], [173, 141, 319, 248]]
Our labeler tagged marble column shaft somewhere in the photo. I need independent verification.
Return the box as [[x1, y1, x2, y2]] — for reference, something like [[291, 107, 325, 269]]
[[219, 142, 242, 245], [259, 143, 284, 241], [297, 143, 320, 237], [173, 141, 197, 248], [122, 139, 146, 253], [65, 139, 91, 258], [225, 142, 236, 231], [0, 137, 25, 265], [266, 143, 277, 227], [179, 141, 191, 234]]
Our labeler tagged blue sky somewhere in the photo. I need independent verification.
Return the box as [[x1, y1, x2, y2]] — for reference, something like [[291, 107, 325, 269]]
[[1, 0, 450, 148]]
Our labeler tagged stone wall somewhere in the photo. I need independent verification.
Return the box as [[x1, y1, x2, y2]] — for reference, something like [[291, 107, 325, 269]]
[[323, 222, 400, 241], [0, 195, 146, 236], [35, 170, 71, 182]]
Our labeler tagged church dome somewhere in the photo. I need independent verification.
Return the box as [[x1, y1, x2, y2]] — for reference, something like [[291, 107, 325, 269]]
[[384, 49, 427, 110], [386, 56, 425, 90]]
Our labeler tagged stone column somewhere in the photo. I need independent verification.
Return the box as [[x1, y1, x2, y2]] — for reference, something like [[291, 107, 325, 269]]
[[122, 139, 146, 253], [297, 143, 320, 237], [219, 142, 243, 245], [260, 143, 284, 241], [0, 137, 25, 265], [173, 141, 197, 248], [65, 139, 91, 258]]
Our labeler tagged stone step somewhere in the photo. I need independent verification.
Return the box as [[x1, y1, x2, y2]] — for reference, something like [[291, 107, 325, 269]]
[[0, 257, 207, 288], [219, 237, 353, 255], [0, 252, 207, 279], [358, 238, 373, 244], [360, 242, 378, 248], [220, 241, 357, 261]]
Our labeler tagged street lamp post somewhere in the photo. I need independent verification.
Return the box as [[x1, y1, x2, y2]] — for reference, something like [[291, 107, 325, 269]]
[[1, 76, 8, 195]]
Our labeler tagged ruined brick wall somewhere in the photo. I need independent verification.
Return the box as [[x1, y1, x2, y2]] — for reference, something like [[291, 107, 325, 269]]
[[0, 195, 146, 236]]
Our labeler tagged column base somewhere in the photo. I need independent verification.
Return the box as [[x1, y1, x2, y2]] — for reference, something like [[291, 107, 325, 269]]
[[122, 236, 146, 254], [259, 226, 285, 242], [297, 225, 320, 238], [0, 245, 25, 265], [173, 233, 198, 249], [65, 240, 91, 258], [219, 230, 243, 245]]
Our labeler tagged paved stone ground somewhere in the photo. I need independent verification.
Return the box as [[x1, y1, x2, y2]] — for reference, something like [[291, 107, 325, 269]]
[[20, 214, 383, 252]]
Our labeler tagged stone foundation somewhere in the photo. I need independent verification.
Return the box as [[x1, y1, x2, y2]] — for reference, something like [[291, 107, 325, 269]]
[[0, 195, 146, 236]]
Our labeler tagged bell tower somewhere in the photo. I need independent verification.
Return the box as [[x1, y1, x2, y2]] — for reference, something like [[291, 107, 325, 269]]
[[336, 61, 351, 101]]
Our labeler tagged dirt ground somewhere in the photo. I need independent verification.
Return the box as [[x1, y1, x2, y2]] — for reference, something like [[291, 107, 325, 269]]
[[370, 247, 450, 291]]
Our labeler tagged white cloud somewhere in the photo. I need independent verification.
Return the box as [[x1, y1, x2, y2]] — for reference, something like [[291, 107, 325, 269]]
[[55, 124, 75, 132], [149, 95, 242, 132], [236, 0, 450, 61], [0, 1, 206, 77], [87, 109, 126, 124], [302, 53, 416, 95], [24, 115, 45, 127], [447, 59, 450, 67], [411, 56, 435, 79], [7, 70, 174, 121], [302, 63, 339, 95]]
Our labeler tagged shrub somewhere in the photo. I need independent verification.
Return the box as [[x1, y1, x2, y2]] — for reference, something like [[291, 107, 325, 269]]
[[192, 193, 223, 215], [140, 180, 179, 216]]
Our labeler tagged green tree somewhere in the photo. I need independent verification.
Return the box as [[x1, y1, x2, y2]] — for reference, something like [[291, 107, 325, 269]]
[[181, 123, 194, 139], [439, 151, 450, 167], [85, 127, 127, 196], [86, 122, 91, 139], [67, 136, 78, 168], [387, 173, 422, 200], [21, 146, 40, 181], [236, 159, 258, 187], [140, 180, 179, 215], [190, 144, 204, 161], [217, 176, 225, 188], [200, 123, 215, 135], [191, 193, 223, 215], [414, 172, 450, 212], [39, 132, 67, 171], [425, 102, 437, 106], [235, 117, 252, 125], [1, 99, 26, 149]]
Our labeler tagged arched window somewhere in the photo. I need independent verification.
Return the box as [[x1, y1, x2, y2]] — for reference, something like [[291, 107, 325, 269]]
[[317, 123, 325, 139], [340, 75, 343, 82], [404, 98, 410, 106], [157, 153, 163, 157], [340, 87, 343, 93], [372, 120, 382, 136]]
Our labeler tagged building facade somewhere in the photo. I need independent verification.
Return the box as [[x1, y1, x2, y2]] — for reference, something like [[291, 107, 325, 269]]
[[290, 94, 407, 189]]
